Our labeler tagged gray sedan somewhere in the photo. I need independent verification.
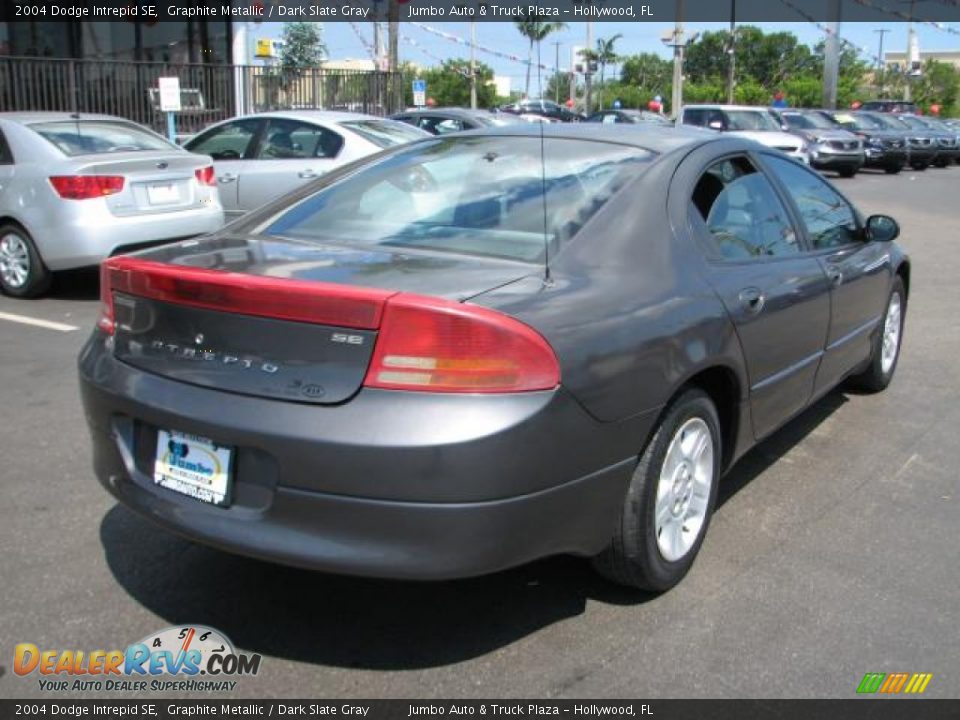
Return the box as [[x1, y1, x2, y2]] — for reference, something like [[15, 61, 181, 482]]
[[0, 112, 224, 297], [184, 111, 429, 219], [80, 125, 908, 591]]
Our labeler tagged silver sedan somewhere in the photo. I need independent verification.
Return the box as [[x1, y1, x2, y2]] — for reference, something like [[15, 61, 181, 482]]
[[183, 111, 430, 219], [0, 112, 224, 298]]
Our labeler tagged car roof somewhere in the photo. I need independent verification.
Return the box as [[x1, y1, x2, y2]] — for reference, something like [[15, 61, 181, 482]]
[[0, 111, 135, 124], [682, 105, 770, 112], [456, 123, 713, 153], [232, 110, 383, 124]]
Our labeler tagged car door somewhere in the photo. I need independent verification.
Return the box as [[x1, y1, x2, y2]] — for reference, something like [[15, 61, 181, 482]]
[[687, 153, 831, 440], [184, 119, 264, 219], [761, 154, 892, 395], [236, 118, 345, 214]]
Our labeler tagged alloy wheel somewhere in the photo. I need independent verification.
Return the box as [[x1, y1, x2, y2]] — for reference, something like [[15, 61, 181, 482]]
[[0, 232, 31, 289]]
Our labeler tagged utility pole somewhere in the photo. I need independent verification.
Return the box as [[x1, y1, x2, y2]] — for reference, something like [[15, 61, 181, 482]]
[[874, 28, 890, 96], [585, 21, 594, 113], [552, 41, 561, 103], [470, 20, 477, 109], [726, 0, 736, 104], [904, 0, 919, 102], [388, 0, 399, 73], [670, 0, 684, 118], [822, 0, 842, 109]]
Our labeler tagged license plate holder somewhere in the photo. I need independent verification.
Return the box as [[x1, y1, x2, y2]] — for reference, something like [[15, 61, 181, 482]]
[[147, 182, 180, 205], [153, 430, 233, 507]]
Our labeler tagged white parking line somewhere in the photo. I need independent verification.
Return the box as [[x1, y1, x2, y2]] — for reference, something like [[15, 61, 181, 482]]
[[0, 311, 78, 333]]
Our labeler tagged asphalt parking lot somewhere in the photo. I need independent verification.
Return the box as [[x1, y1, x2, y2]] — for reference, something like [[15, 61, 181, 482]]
[[0, 165, 957, 700]]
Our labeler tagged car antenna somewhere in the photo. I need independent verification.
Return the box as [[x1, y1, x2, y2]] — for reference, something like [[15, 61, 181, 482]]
[[536, 39, 552, 285]]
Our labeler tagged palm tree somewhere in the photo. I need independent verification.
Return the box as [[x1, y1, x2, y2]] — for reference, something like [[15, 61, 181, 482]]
[[583, 34, 623, 109], [514, 16, 567, 99]]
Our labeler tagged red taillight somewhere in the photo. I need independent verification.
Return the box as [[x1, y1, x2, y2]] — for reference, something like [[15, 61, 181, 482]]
[[96, 256, 391, 332], [50, 175, 124, 200], [363, 295, 560, 393], [96, 256, 560, 394], [194, 166, 216, 186], [97, 261, 115, 334]]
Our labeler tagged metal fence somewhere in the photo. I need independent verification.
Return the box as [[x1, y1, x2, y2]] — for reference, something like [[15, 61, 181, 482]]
[[0, 57, 405, 135]]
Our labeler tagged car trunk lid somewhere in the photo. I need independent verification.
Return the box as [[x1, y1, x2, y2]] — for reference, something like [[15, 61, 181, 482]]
[[104, 237, 538, 404], [73, 151, 212, 216]]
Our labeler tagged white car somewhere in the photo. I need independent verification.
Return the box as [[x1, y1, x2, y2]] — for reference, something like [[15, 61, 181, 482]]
[[184, 111, 430, 219], [0, 112, 223, 297], [679, 104, 808, 163]]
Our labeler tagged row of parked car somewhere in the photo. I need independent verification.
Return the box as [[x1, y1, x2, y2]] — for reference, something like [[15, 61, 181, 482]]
[[679, 104, 960, 177], [0, 101, 954, 298]]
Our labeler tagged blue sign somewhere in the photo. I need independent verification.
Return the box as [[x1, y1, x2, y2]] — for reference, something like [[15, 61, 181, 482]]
[[412, 80, 426, 93]]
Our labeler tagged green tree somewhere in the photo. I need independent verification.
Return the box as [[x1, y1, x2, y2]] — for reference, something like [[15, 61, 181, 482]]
[[513, 16, 567, 98], [279, 22, 326, 71], [411, 59, 497, 108], [912, 59, 960, 116], [582, 34, 623, 108], [685, 26, 815, 89]]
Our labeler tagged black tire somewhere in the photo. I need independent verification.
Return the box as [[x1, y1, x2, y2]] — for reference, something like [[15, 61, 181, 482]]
[[884, 164, 903, 175], [910, 161, 929, 171], [934, 158, 949, 168], [592, 388, 722, 592], [0, 223, 51, 298], [848, 276, 906, 393], [838, 166, 857, 178]]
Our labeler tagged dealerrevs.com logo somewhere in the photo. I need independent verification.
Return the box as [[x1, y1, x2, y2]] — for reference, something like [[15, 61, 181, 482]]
[[14, 625, 262, 693]]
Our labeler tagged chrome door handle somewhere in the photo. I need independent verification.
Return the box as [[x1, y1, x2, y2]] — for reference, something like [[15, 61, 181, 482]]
[[827, 266, 843, 287], [298, 170, 318, 179], [738, 287, 766, 315], [217, 173, 237, 184]]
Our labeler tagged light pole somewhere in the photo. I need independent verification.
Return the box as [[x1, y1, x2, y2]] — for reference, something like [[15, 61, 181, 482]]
[[470, 20, 477, 109], [874, 28, 890, 97], [661, 0, 696, 117], [585, 21, 594, 113], [552, 41, 561, 103], [822, 0, 842, 110], [726, 0, 736, 104]]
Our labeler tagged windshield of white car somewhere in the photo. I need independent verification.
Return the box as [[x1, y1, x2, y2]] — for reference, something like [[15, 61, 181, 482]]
[[783, 113, 835, 130], [724, 111, 780, 131], [30, 121, 173, 156], [259, 136, 654, 263], [340, 120, 427, 148]]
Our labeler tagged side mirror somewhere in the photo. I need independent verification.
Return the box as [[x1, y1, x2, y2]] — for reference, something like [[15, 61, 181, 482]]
[[708, 120, 724, 131], [865, 214, 899, 243]]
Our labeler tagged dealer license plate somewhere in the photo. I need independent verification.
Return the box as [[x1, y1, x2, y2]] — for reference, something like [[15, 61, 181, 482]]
[[147, 182, 180, 205], [154, 430, 233, 506]]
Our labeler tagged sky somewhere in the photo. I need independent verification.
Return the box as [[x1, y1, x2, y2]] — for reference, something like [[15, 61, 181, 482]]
[[251, 21, 960, 93]]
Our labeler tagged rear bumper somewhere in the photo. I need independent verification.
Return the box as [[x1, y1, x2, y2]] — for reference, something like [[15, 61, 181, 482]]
[[79, 332, 645, 579], [34, 203, 225, 271]]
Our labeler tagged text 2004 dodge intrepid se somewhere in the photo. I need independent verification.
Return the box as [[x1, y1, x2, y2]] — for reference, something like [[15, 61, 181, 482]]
[[79, 125, 908, 591]]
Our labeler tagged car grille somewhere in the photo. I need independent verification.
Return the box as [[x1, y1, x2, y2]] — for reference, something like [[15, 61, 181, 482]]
[[938, 138, 956, 147], [883, 139, 904, 149], [829, 140, 861, 151], [910, 137, 933, 147]]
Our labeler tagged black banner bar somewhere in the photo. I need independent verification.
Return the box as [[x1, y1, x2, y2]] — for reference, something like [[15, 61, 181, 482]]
[[6, 0, 960, 23], [2, 700, 960, 720]]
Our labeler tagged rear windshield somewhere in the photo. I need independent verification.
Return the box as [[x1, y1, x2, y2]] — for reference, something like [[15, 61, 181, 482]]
[[260, 136, 653, 263], [725, 110, 780, 131], [30, 120, 173, 156], [339, 119, 426, 148]]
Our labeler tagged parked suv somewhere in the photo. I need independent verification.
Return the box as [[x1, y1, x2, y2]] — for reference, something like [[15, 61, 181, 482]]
[[679, 105, 807, 162], [815, 110, 908, 174], [770, 108, 864, 177]]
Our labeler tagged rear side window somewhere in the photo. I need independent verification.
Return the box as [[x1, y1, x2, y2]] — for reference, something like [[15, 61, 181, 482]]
[[0, 128, 13, 164], [30, 121, 172, 156], [257, 119, 344, 159], [691, 156, 800, 259], [260, 136, 653, 263], [764, 155, 859, 249], [683, 109, 707, 127], [339, 120, 426, 148], [186, 119, 261, 160]]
